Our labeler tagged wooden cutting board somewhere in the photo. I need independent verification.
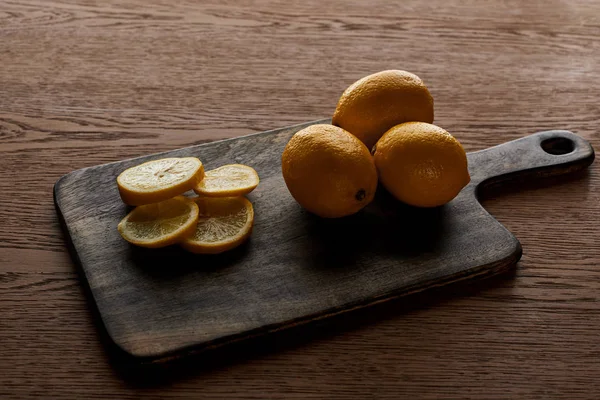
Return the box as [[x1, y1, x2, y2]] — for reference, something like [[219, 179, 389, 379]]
[[54, 119, 594, 362]]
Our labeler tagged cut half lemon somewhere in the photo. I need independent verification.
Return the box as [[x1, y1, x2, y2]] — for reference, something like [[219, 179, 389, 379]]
[[117, 196, 199, 248], [181, 196, 254, 254], [117, 157, 204, 205], [193, 164, 259, 197]]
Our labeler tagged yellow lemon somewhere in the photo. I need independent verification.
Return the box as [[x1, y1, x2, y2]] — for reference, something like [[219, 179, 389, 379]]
[[117, 196, 199, 248], [181, 196, 254, 254], [194, 164, 259, 197], [117, 157, 204, 205], [373, 122, 470, 207], [332, 70, 434, 149], [281, 124, 378, 218]]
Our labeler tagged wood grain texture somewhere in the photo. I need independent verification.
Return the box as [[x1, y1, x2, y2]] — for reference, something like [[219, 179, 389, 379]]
[[1, 0, 600, 398], [54, 123, 593, 360]]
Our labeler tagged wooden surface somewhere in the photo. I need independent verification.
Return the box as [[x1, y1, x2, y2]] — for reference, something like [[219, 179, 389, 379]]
[[2, 0, 600, 398], [54, 123, 593, 361]]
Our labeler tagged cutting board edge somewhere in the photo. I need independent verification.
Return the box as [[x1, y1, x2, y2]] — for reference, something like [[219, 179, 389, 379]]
[[118, 237, 521, 361], [104, 236, 521, 360], [53, 188, 119, 359]]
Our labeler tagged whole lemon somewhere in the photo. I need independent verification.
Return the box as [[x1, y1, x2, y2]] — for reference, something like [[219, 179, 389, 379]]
[[373, 122, 470, 207], [281, 124, 378, 218], [332, 70, 434, 149]]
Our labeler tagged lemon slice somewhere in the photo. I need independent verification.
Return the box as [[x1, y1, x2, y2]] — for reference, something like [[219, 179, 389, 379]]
[[193, 164, 259, 197], [117, 157, 204, 205], [117, 196, 199, 248], [181, 197, 254, 254]]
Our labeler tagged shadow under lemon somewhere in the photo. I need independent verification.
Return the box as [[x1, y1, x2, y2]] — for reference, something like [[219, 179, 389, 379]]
[[298, 185, 448, 272], [124, 183, 448, 278], [126, 236, 253, 278]]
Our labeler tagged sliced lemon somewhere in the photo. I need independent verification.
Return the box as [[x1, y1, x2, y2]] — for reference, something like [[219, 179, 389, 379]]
[[117, 196, 199, 248], [181, 196, 254, 254], [117, 157, 204, 205], [193, 164, 259, 197]]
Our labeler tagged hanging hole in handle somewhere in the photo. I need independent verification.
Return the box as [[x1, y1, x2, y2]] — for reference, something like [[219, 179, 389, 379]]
[[541, 137, 575, 155]]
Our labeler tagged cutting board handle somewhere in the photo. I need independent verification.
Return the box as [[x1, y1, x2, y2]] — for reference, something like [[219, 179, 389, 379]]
[[468, 130, 595, 189]]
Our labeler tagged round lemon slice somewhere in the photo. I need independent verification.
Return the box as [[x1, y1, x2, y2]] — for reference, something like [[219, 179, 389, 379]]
[[181, 196, 254, 254], [117, 157, 204, 205], [193, 164, 259, 197], [117, 196, 199, 248]]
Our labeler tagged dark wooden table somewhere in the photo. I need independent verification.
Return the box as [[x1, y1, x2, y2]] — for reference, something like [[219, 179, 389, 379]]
[[2, 1, 599, 399]]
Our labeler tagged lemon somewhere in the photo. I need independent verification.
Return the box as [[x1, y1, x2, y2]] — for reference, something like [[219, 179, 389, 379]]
[[181, 196, 254, 254], [117, 157, 204, 205], [194, 164, 259, 197], [373, 122, 470, 207], [281, 124, 378, 218], [332, 70, 434, 149], [117, 196, 199, 248]]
